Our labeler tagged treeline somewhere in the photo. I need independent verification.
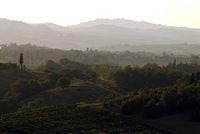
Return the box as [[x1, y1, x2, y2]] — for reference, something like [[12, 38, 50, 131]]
[[104, 81, 200, 120], [167, 59, 200, 73], [0, 43, 191, 68], [42, 59, 187, 92], [112, 64, 187, 92]]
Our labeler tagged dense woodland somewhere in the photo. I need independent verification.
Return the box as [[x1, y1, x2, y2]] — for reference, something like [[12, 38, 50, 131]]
[[0, 44, 200, 133]]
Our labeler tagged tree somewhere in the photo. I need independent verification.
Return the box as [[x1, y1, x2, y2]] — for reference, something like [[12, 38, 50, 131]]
[[112, 64, 184, 91], [172, 59, 176, 68], [56, 77, 71, 88], [45, 60, 58, 72], [85, 70, 98, 82], [44, 72, 61, 82], [19, 53, 24, 70], [167, 62, 172, 68]]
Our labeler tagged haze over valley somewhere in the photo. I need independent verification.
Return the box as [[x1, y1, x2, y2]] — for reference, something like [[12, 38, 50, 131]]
[[1, 0, 200, 133], [0, 18, 200, 54]]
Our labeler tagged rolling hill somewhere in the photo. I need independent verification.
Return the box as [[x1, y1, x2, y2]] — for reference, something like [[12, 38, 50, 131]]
[[0, 70, 38, 96], [0, 105, 165, 134], [0, 18, 200, 49], [20, 80, 115, 109]]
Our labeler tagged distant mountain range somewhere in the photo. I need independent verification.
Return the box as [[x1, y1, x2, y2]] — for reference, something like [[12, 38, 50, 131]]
[[0, 18, 200, 49]]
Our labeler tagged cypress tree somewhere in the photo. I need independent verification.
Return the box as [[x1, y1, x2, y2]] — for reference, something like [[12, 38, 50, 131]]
[[19, 53, 24, 70]]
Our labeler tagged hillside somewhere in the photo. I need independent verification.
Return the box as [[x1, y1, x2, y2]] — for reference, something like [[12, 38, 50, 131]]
[[0, 69, 38, 96], [0, 105, 165, 134], [0, 58, 199, 133], [0, 18, 200, 49], [0, 59, 121, 113], [21, 81, 115, 109]]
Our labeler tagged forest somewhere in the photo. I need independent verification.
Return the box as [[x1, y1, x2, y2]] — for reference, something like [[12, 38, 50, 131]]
[[0, 44, 200, 133]]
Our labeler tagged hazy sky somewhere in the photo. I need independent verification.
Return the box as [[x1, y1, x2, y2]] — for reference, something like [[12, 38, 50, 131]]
[[0, 0, 199, 28]]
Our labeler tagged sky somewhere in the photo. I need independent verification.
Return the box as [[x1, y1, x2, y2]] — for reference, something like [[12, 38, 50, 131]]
[[0, 0, 199, 28]]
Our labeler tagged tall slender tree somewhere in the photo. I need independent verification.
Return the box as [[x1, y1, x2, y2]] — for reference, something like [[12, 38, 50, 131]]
[[19, 53, 24, 70]]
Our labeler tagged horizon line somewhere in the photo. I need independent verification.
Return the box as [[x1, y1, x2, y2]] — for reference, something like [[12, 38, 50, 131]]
[[0, 17, 199, 30]]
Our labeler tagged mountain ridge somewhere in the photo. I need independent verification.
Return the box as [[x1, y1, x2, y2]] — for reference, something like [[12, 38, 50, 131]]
[[0, 18, 200, 49]]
